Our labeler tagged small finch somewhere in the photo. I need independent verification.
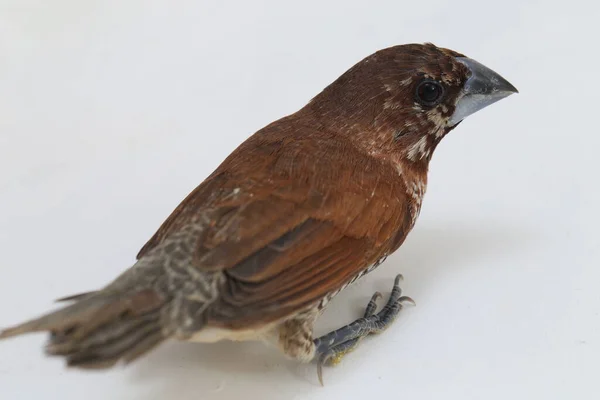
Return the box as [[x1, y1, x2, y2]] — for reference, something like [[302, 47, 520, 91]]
[[0, 43, 517, 384]]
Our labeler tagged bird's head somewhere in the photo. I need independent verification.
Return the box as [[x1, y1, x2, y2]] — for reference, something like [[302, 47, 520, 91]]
[[305, 43, 518, 164]]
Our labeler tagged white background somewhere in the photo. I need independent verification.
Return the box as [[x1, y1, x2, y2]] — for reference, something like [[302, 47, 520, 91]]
[[0, 1, 598, 399]]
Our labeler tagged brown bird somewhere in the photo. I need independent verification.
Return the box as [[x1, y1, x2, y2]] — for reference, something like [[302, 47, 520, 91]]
[[0, 43, 517, 384]]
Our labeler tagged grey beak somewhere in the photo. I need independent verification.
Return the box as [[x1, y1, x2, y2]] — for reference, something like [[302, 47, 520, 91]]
[[449, 57, 518, 125]]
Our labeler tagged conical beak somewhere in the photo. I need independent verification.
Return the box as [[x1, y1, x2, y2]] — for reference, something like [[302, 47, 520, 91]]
[[449, 57, 518, 126]]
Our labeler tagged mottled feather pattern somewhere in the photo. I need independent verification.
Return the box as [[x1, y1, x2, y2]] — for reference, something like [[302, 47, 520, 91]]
[[0, 42, 518, 369]]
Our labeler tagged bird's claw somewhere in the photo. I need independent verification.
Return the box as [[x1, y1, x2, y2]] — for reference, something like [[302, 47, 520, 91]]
[[314, 274, 413, 385]]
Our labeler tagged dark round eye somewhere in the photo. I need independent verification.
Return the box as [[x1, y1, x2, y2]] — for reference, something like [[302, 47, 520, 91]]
[[415, 80, 444, 106]]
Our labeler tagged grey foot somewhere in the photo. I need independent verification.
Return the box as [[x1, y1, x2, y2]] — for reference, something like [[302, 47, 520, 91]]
[[313, 274, 415, 385]]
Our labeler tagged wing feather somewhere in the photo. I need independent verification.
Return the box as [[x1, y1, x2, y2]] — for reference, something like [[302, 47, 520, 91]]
[[137, 132, 412, 329]]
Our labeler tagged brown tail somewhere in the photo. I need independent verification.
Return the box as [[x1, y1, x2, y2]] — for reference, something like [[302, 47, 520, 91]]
[[0, 288, 169, 368]]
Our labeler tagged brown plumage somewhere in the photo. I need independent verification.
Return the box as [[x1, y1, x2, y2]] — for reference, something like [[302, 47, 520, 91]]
[[0, 43, 517, 372]]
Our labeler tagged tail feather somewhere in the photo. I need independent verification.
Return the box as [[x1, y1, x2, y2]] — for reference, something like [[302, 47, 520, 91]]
[[0, 288, 170, 368], [54, 291, 99, 303], [46, 310, 159, 354], [0, 295, 117, 339], [56, 312, 164, 368]]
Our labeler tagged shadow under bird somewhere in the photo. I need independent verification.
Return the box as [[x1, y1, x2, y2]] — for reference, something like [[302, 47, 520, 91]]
[[0, 43, 517, 385]]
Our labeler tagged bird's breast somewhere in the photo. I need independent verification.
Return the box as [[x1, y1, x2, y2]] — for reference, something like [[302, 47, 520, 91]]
[[403, 174, 427, 230]]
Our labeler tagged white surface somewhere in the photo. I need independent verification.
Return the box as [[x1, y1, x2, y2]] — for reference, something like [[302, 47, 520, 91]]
[[0, 1, 598, 399]]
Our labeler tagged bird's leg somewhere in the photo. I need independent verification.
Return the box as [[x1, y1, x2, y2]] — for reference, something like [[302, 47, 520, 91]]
[[314, 291, 381, 383], [313, 274, 415, 385], [278, 314, 319, 363]]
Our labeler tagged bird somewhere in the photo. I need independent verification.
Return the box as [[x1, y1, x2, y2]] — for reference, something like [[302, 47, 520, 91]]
[[0, 43, 517, 384]]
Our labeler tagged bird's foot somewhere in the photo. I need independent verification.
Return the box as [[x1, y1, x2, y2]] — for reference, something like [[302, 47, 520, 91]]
[[313, 274, 415, 385]]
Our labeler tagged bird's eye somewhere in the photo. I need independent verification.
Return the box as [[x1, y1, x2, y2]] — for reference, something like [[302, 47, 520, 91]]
[[415, 80, 444, 107]]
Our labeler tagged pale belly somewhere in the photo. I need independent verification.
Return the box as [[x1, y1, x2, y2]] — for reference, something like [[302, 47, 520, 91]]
[[187, 323, 278, 343]]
